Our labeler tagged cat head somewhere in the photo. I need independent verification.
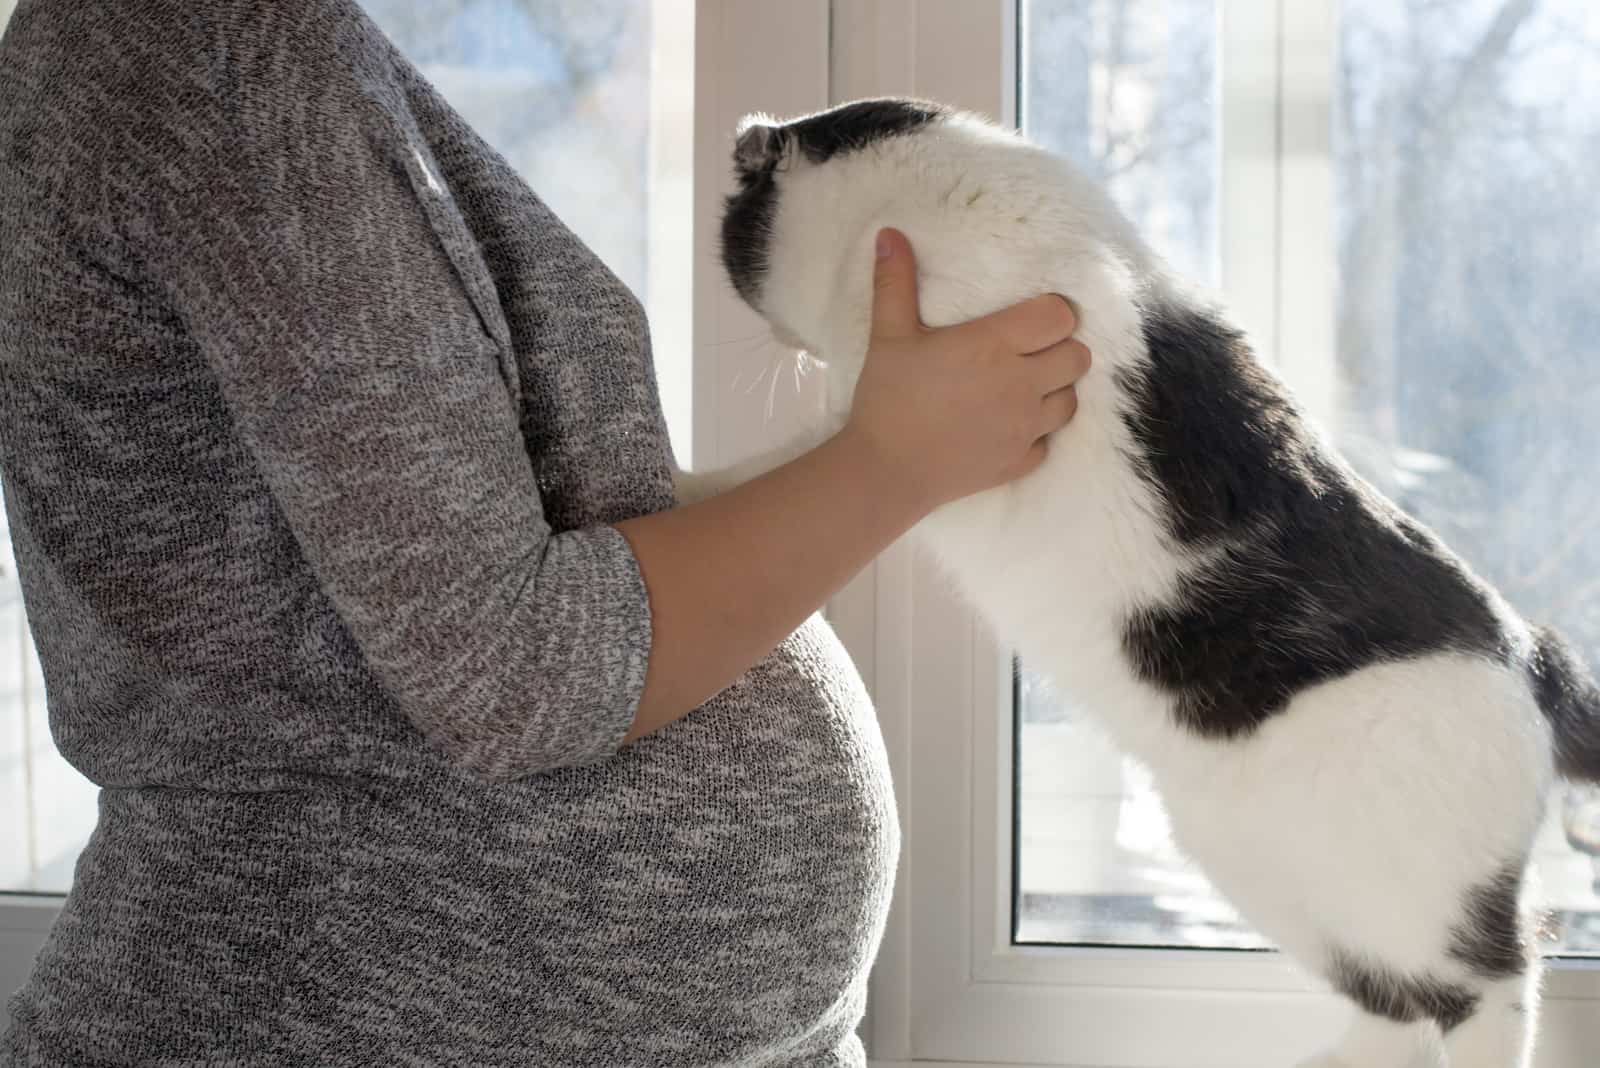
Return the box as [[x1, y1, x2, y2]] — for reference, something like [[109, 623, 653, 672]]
[[718, 97, 1157, 405]]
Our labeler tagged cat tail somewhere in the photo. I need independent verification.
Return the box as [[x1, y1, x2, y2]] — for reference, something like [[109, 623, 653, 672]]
[[1530, 623, 1600, 783]]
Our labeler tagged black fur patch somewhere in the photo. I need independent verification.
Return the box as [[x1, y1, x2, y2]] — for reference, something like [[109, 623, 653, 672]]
[[720, 162, 779, 306], [1527, 623, 1600, 782], [1116, 301, 1331, 546], [1117, 300, 1510, 738], [720, 99, 946, 305], [784, 98, 948, 164], [1329, 948, 1481, 1033], [1448, 862, 1530, 979]]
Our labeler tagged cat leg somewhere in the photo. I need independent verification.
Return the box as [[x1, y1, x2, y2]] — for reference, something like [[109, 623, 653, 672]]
[[1438, 862, 1541, 1068], [1296, 1012, 1438, 1068], [1439, 964, 1540, 1068], [1295, 949, 1457, 1068]]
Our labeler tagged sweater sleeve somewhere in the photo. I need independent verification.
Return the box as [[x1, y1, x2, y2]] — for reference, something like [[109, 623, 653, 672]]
[[109, 14, 653, 781], [387, 54, 682, 527]]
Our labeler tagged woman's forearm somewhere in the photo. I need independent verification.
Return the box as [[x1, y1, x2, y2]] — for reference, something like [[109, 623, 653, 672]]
[[613, 426, 927, 743], [612, 227, 1087, 746]]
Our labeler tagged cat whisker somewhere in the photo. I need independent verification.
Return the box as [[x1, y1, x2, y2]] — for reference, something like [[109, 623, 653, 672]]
[[742, 360, 773, 396], [724, 339, 787, 394], [766, 358, 781, 419]]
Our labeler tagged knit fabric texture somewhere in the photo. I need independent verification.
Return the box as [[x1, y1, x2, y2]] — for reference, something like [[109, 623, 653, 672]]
[[0, 1, 899, 1064]]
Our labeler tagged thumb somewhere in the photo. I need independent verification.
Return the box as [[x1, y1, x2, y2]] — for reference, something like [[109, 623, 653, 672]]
[[870, 228, 922, 339]]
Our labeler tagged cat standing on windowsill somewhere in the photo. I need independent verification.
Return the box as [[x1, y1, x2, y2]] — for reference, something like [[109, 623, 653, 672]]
[[680, 99, 1600, 1068]]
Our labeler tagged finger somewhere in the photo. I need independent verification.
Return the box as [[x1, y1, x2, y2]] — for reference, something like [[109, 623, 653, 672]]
[[1028, 338, 1092, 395], [975, 293, 1077, 354], [1037, 385, 1079, 437], [870, 228, 923, 340]]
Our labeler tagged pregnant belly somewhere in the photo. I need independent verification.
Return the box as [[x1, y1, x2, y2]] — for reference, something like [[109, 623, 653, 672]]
[[281, 613, 899, 1066]]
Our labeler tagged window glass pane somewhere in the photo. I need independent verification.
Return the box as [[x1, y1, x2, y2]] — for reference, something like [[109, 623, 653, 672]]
[[361, 0, 693, 457], [1020, 0, 1218, 283], [1332, 0, 1600, 956], [1015, 0, 1600, 957], [368, 1, 654, 299], [0, 0, 691, 896]]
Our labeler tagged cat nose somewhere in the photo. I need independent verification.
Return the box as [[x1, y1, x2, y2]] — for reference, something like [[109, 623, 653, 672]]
[[734, 122, 781, 173]]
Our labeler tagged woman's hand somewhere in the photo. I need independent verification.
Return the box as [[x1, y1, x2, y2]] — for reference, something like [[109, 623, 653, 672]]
[[840, 227, 1091, 512], [615, 228, 1091, 745]]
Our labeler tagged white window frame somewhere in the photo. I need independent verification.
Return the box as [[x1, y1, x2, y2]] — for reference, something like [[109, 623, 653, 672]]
[[690, 0, 833, 474]]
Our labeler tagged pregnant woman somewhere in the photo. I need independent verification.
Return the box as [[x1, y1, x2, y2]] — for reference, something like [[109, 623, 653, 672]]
[[0, 1, 1089, 1064]]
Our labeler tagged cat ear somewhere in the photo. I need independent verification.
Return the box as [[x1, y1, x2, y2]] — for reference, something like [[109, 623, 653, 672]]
[[734, 115, 783, 173]]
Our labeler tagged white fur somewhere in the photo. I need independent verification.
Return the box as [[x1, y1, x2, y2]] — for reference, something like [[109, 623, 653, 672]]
[[695, 108, 1560, 1066]]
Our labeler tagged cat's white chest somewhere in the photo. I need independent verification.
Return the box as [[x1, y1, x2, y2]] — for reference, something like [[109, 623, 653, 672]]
[[906, 368, 1195, 763]]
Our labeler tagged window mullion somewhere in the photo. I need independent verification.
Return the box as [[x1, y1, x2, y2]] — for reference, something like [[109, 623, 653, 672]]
[[690, 0, 832, 472], [1219, 0, 1282, 368], [1273, 0, 1339, 428]]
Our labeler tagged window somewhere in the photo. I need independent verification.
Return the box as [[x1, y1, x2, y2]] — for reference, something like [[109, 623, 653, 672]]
[[0, 0, 693, 898], [1327, 0, 1600, 956], [1021, 0, 1218, 283], [0, 524, 74, 896], [842, 0, 1600, 1063], [361, 0, 696, 456], [1015, 0, 1600, 960]]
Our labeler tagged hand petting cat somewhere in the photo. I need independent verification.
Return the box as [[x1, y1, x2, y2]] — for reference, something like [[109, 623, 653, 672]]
[[843, 226, 1091, 513]]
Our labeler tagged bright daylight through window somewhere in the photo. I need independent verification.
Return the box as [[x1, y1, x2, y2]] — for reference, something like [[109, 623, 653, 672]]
[[1014, 0, 1600, 956]]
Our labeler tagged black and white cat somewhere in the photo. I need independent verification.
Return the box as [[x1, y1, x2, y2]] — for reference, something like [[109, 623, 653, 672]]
[[680, 98, 1600, 1068]]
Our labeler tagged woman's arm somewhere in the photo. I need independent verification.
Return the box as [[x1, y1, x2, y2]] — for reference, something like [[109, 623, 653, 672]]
[[391, 66, 1092, 746], [618, 230, 1090, 741], [618, 425, 917, 743], [394, 74, 1092, 746]]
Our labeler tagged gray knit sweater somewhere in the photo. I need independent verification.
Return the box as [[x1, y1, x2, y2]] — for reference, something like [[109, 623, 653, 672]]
[[0, 1, 898, 1064]]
